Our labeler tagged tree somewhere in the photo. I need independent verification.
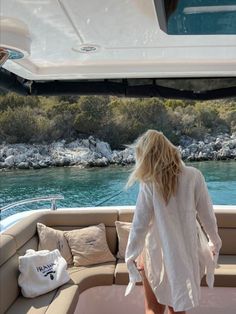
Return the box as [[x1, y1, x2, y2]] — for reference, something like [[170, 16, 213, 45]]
[[74, 96, 109, 135], [0, 107, 38, 143], [0, 93, 40, 111]]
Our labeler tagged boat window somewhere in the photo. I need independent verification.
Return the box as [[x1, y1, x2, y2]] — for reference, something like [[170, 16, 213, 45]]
[[155, 0, 236, 35]]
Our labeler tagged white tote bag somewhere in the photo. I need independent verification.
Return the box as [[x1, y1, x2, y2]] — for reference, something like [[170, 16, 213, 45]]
[[18, 249, 70, 298]]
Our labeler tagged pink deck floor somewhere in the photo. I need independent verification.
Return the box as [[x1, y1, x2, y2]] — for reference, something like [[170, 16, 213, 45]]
[[75, 285, 236, 314]]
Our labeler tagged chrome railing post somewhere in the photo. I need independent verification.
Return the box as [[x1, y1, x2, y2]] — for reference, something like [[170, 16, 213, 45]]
[[51, 199, 57, 211], [0, 195, 64, 214]]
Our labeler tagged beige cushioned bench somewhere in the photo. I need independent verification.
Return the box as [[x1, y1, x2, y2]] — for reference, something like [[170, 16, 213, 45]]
[[0, 208, 235, 314], [0, 210, 117, 314], [114, 208, 236, 288]]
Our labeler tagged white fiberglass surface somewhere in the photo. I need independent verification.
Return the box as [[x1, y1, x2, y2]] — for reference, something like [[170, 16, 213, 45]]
[[75, 286, 236, 314], [1, 0, 236, 79]]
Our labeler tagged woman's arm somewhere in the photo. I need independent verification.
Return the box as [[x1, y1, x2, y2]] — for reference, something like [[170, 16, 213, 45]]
[[195, 171, 222, 257], [125, 182, 154, 295]]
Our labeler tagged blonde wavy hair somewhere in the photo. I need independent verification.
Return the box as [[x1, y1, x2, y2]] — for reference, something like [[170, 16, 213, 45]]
[[127, 130, 183, 204]]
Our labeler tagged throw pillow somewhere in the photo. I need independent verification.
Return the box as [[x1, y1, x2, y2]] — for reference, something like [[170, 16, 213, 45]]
[[37, 223, 73, 265], [64, 223, 115, 266], [115, 221, 131, 259]]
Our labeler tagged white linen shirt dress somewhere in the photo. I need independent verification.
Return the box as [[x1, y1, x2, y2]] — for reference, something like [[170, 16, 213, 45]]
[[125, 165, 222, 312]]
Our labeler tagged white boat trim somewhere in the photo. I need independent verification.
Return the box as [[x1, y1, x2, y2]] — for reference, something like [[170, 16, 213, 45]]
[[1, 0, 236, 80]]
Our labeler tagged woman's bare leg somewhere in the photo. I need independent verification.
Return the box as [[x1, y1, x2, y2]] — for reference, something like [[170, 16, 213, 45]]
[[140, 270, 166, 314], [167, 306, 186, 314]]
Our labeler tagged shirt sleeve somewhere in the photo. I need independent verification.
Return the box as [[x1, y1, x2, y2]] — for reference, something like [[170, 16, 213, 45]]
[[195, 170, 222, 257], [125, 182, 154, 295]]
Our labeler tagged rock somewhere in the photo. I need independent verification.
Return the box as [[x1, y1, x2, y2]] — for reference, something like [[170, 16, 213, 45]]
[[31, 162, 41, 169], [126, 155, 135, 164], [5, 148, 14, 157], [66, 140, 81, 150], [110, 151, 122, 164], [179, 135, 193, 147], [231, 149, 236, 158], [18, 162, 30, 169], [188, 144, 198, 154], [0, 162, 7, 168], [14, 154, 26, 164], [73, 155, 82, 164], [38, 160, 48, 168], [228, 139, 236, 149], [26, 149, 35, 158], [51, 141, 65, 150], [95, 141, 113, 160], [81, 139, 90, 148], [4, 155, 14, 167], [198, 141, 205, 149], [214, 140, 222, 150], [120, 148, 134, 160], [1, 132, 236, 169], [53, 159, 64, 167], [62, 157, 70, 166], [197, 152, 210, 160], [180, 148, 190, 159], [94, 157, 108, 167], [204, 135, 215, 144], [88, 136, 97, 147], [217, 147, 231, 159], [34, 153, 43, 161], [44, 157, 52, 166]]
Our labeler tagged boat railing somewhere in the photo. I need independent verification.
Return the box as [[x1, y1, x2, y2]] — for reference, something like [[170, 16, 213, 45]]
[[0, 195, 64, 213]]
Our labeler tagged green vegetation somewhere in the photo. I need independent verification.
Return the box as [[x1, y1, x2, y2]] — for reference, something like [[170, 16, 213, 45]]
[[0, 93, 235, 148]]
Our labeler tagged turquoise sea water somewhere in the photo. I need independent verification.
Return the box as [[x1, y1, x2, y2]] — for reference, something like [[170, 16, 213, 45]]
[[0, 161, 236, 219]]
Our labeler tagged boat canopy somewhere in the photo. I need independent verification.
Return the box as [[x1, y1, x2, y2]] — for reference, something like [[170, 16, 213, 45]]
[[0, 0, 236, 98]]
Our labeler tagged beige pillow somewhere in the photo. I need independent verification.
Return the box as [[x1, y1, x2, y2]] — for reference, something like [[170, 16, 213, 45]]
[[64, 223, 115, 266], [115, 221, 131, 259], [37, 223, 73, 265]]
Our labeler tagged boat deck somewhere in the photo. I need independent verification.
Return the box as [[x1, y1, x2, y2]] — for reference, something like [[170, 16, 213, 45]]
[[76, 285, 236, 314]]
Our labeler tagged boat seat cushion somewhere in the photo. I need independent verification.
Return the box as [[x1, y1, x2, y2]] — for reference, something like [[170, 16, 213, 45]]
[[114, 259, 142, 286], [115, 256, 236, 288], [114, 259, 129, 285], [5, 261, 116, 314], [218, 228, 236, 254], [201, 255, 236, 287], [68, 261, 116, 293], [0, 254, 20, 314], [6, 284, 79, 314], [6, 289, 58, 314], [41, 284, 79, 314], [0, 234, 16, 266]]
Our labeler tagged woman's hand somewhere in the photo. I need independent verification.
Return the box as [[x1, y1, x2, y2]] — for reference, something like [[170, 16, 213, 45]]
[[208, 241, 217, 256], [135, 261, 144, 271], [134, 257, 144, 271]]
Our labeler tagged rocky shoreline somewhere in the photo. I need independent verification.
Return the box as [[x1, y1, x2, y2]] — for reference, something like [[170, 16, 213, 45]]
[[0, 133, 235, 170]]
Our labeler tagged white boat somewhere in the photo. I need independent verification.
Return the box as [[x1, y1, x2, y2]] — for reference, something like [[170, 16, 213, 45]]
[[0, 1, 236, 313], [0, 0, 236, 98]]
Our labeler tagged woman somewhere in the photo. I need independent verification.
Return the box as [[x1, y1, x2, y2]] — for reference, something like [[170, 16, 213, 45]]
[[125, 130, 222, 314]]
